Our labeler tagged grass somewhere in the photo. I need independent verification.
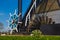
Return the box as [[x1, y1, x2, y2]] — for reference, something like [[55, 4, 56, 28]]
[[0, 35, 60, 40]]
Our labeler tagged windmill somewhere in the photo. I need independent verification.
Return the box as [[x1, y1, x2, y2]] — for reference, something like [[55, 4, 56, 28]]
[[27, 0, 60, 33], [8, 10, 20, 34]]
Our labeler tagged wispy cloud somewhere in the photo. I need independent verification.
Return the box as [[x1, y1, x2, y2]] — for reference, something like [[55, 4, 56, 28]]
[[0, 13, 4, 16]]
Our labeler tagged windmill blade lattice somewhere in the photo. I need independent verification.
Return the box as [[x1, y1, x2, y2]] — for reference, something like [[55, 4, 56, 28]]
[[8, 10, 19, 33]]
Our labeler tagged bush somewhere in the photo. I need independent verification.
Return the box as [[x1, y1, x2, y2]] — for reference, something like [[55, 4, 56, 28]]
[[32, 30, 42, 36]]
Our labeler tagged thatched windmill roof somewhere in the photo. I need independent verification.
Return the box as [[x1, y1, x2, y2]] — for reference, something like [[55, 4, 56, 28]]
[[36, 0, 60, 14]]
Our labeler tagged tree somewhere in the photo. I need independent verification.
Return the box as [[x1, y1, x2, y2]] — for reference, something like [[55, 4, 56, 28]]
[[0, 22, 4, 29]]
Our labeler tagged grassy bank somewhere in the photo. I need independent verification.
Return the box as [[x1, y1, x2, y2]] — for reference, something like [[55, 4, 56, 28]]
[[0, 35, 60, 40]]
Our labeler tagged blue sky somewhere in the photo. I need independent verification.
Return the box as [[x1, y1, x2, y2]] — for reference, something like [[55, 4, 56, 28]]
[[0, 0, 31, 32], [22, 0, 31, 18]]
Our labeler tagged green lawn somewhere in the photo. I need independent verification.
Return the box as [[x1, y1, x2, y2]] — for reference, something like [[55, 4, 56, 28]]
[[0, 35, 60, 40]]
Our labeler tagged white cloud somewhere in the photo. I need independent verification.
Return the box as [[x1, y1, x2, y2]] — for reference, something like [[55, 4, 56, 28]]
[[0, 14, 4, 16], [0, 13, 4, 15]]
